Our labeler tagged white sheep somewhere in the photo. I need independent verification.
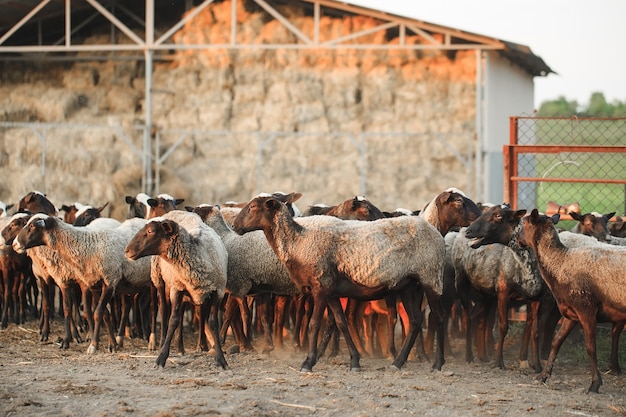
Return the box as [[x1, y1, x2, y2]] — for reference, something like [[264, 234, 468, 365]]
[[232, 193, 446, 373], [124, 210, 229, 369], [188, 204, 299, 353], [12, 214, 151, 354], [1, 212, 86, 346]]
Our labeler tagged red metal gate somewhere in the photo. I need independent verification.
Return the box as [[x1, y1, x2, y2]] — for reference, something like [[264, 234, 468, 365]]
[[504, 116, 626, 221]]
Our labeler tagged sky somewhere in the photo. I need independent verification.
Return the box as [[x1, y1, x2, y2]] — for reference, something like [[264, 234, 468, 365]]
[[348, 0, 626, 109]]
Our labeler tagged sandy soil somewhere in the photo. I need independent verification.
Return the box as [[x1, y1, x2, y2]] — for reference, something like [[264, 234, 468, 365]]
[[1, 318, 625, 417]]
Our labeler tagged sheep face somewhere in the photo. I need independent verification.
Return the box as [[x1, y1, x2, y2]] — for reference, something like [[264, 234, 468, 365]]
[[13, 215, 54, 253], [517, 209, 561, 249], [147, 196, 184, 219], [570, 211, 615, 242], [437, 190, 482, 232], [232, 196, 282, 235], [73, 203, 109, 227], [125, 219, 178, 260], [330, 196, 385, 221], [464, 205, 527, 248], [17, 191, 57, 216], [1, 214, 32, 245]]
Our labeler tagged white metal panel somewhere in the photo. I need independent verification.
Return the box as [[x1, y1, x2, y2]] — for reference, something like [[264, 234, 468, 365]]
[[482, 51, 535, 204]]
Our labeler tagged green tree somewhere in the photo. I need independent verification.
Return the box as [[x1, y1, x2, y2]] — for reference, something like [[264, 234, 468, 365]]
[[537, 96, 578, 116], [585, 92, 611, 117]]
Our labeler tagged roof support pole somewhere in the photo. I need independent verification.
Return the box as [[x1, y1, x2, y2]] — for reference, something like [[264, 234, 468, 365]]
[[143, 0, 154, 194], [0, 0, 51, 45], [474, 49, 484, 201]]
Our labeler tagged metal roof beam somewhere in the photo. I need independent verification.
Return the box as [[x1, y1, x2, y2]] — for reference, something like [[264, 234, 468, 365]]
[[154, 0, 215, 46], [0, 0, 50, 45], [85, 0, 144, 45], [253, 0, 312, 45], [321, 21, 397, 46]]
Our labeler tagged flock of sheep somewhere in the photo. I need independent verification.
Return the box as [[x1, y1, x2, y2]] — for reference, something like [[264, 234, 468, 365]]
[[0, 189, 625, 394]]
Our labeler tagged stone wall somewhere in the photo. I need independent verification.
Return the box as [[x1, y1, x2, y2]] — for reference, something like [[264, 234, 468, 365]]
[[0, 0, 477, 219]]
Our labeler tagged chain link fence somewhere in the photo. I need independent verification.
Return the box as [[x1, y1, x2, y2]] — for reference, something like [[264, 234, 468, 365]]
[[505, 116, 626, 227]]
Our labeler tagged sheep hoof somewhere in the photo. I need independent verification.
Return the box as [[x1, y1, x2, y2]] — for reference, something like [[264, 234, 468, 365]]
[[86, 344, 97, 354], [519, 360, 529, 369], [228, 345, 240, 354], [350, 366, 361, 372], [389, 364, 400, 371], [115, 336, 124, 347]]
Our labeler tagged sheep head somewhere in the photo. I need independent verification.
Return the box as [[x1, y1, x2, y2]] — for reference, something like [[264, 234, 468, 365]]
[[125, 218, 179, 260], [232, 195, 284, 236], [13, 213, 54, 253], [464, 204, 527, 248], [1, 213, 32, 246]]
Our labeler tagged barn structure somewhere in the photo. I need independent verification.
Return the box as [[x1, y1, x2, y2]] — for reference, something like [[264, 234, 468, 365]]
[[0, 0, 553, 218]]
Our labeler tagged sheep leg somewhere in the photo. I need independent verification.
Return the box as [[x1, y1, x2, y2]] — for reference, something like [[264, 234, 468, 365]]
[[345, 299, 368, 356], [207, 291, 228, 370], [608, 321, 624, 375], [273, 295, 289, 349], [88, 285, 116, 354], [300, 293, 328, 372], [115, 294, 132, 348], [538, 317, 577, 386], [291, 295, 308, 350], [494, 291, 510, 370], [519, 300, 541, 372], [256, 293, 275, 353], [391, 285, 425, 370], [579, 318, 602, 393], [1, 267, 13, 329], [382, 295, 398, 359], [156, 290, 184, 368], [60, 285, 77, 349], [425, 288, 446, 371], [327, 297, 361, 371], [148, 283, 159, 350], [219, 295, 237, 344], [38, 277, 51, 342]]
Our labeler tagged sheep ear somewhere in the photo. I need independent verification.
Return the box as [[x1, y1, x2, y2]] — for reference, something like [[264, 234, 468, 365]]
[[147, 198, 158, 207], [97, 202, 110, 213], [175, 198, 185, 205], [265, 198, 281, 211], [286, 192, 303, 203], [550, 214, 560, 224], [160, 220, 176, 235], [34, 219, 46, 228], [605, 212, 616, 220], [125, 196, 135, 204], [513, 209, 526, 221], [569, 211, 581, 221], [184, 206, 194, 212]]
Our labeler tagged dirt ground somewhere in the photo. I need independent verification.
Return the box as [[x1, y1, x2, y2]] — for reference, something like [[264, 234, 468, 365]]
[[1, 317, 625, 417]]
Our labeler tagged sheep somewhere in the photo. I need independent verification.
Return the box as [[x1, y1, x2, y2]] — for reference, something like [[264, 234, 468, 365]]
[[186, 203, 300, 353], [464, 207, 626, 393], [0, 216, 35, 328], [569, 210, 615, 242], [232, 193, 447, 373], [303, 196, 385, 220], [124, 210, 228, 369], [17, 191, 58, 217], [73, 202, 110, 227], [302, 195, 390, 358], [13, 213, 151, 354], [2, 212, 88, 347], [60, 202, 86, 224], [451, 226, 544, 371], [609, 215, 626, 237], [125, 193, 184, 219]]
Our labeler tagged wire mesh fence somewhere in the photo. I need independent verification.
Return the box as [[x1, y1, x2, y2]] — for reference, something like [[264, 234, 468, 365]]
[[505, 116, 626, 228]]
